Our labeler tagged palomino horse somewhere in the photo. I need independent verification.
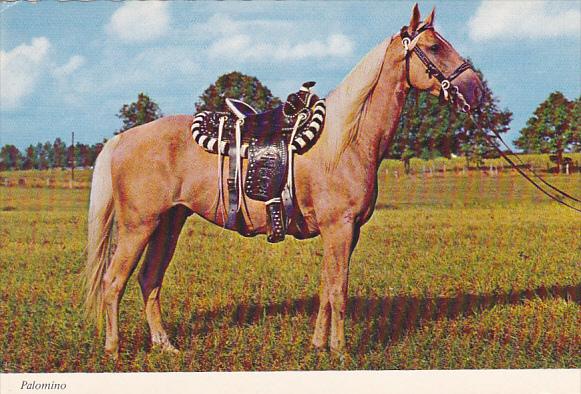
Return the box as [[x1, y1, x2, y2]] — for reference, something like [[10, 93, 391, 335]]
[[85, 5, 483, 358]]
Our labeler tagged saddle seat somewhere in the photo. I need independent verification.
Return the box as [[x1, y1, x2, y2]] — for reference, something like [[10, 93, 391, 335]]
[[224, 98, 301, 140]]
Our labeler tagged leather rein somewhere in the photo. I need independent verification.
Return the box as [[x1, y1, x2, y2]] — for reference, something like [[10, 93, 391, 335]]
[[477, 121, 581, 213], [400, 23, 473, 112]]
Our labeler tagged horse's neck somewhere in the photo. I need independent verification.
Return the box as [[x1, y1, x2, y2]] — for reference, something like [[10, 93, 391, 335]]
[[339, 42, 407, 173]]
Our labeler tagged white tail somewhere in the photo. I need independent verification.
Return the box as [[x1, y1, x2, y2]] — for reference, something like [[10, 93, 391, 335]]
[[83, 135, 120, 328]]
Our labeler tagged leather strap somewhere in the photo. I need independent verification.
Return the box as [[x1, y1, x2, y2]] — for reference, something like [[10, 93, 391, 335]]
[[281, 185, 308, 236], [484, 133, 581, 213], [226, 132, 240, 230]]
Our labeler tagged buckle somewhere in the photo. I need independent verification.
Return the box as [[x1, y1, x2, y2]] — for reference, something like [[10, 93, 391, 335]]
[[227, 178, 237, 191], [440, 80, 451, 101]]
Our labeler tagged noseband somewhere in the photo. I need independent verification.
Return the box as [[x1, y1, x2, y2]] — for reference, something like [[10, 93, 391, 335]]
[[400, 24, 473, 111]]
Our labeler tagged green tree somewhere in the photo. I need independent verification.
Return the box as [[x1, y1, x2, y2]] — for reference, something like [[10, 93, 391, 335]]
[[53, 137, 67, 168], [514, 92, 580, 167], [116, 93, 163, 134], [34, 143, 47, 170], [195, 71, 281, 113], [0, 145, 24, 170], [43, 141, 54, 168], [23, 145, 38, 170], [75, 142, 91, 168], [571, 97, 581, 152], [390, 65, 512, 166]]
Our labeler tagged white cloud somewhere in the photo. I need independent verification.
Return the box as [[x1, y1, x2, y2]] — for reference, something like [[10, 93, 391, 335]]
[[53, 55, 86, 79], [106, 2, 169, 43], [193, 14, 295, 37], [209, 33, 355, 62], [0, 37, 51, 110], [197, 13, 354, 63], [469, 1, 581, 41]]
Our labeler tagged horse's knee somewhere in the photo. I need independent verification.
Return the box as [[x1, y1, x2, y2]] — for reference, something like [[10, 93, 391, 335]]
[[101, 273, 122, 305]]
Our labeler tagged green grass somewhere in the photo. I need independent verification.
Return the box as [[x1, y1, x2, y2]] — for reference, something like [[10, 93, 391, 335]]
[[0, 173, 579, 371]]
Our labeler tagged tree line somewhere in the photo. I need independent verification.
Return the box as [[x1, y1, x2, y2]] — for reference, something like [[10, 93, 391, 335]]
[[1, 71, 578, 171], [0, 139, 105, 171]]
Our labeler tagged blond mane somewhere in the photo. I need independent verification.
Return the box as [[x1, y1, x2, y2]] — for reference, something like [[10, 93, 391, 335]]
[[322, 36, 394, 169]]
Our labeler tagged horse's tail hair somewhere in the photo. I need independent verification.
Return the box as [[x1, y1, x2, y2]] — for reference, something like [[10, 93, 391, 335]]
[[83, 135, 120, 330]]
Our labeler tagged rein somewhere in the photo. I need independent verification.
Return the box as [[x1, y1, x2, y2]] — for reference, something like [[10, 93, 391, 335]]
[[400, 23, 473, 112], [471, 116, 581, 213]]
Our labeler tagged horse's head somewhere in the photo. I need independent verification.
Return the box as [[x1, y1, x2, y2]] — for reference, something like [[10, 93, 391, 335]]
[[402, 4, 483, 112]]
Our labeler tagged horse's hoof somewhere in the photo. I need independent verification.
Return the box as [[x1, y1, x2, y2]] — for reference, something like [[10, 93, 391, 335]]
[[163, 344, 180, 355], [311, 336, 327, 350], [152, 342, 180, 355], [105, 349, 119, 361], [330, 347, 350, 364]]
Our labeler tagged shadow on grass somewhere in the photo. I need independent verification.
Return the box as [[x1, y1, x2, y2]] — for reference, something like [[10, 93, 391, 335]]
[[180, 284, 580, 347]]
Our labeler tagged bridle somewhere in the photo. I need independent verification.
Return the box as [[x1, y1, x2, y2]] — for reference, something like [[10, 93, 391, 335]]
[[400, 23, 473, 112]]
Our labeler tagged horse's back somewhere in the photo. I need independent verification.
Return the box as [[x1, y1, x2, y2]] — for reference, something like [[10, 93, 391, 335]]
[[108, 115, 208, 216]]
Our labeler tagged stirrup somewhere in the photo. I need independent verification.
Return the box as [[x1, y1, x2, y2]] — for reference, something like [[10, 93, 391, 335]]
[[266, 198, 286, 243]]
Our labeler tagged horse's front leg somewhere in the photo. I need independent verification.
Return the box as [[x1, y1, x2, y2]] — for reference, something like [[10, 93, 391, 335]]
[[312, 220, 357, 353]]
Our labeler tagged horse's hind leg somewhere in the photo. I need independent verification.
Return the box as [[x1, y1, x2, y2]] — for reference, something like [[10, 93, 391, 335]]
[[138, 205, 189, 353], [102, 219, 158, 358]]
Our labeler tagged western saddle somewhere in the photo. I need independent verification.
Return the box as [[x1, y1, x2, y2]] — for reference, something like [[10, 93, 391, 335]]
[[191, 82, 326, 242]]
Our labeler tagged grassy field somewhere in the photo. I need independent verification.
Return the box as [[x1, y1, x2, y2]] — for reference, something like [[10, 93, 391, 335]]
[[0, 171, 579, 372]]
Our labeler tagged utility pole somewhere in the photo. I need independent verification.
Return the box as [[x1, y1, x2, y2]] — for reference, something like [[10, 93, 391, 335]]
[[71, 131, 75, 182]]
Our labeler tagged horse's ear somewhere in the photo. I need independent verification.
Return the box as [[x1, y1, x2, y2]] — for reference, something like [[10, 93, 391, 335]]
[[409, 3, 421, 32], [425, 7, 435, 26]]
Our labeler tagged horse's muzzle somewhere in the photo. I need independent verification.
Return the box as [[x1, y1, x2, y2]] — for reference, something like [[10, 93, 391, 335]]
[[461, 79, 483, 112]]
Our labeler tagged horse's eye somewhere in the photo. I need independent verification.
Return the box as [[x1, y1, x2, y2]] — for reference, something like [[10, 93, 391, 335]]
[[430, 44, 440, 52]]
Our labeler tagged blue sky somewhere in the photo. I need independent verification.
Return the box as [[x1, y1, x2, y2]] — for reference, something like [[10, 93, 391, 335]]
[[1, 1, 580, 150]]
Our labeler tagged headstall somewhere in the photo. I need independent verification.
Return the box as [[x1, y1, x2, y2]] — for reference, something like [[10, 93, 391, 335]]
[[400, 23, 473, 112]]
